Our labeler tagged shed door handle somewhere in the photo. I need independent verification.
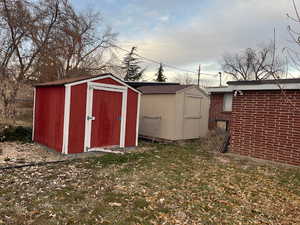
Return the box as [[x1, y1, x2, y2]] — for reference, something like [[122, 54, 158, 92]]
[[87, 116, 95, 121]]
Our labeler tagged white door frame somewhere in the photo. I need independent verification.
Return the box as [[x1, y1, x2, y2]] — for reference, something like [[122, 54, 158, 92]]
[[83, 82, 128, 152]]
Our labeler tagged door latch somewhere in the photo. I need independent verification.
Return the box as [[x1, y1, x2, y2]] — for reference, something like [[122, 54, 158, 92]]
[[87, 115, 95, 121]]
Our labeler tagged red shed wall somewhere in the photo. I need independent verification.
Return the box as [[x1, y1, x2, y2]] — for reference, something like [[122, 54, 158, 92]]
[[67, 77, 138, 153], [125, 89, 138, 147], [68, 83, 87, 154], [34, 86, 65, 152], [209, 93, 232, 130], [230, 90, 300, 166]]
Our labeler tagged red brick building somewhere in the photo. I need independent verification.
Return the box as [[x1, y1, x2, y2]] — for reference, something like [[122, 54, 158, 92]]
[[209, 79, 300, 166], [207, 87, 232, 131]]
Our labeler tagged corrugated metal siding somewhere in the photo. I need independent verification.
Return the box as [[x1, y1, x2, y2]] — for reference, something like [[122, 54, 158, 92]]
[[34, 86, 65, 152]]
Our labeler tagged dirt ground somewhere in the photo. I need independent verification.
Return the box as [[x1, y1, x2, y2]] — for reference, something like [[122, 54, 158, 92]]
[[0, 142, 66, 167]]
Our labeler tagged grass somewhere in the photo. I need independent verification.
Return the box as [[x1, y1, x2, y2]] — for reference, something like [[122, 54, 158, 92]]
[[0, 140, 299, 225]]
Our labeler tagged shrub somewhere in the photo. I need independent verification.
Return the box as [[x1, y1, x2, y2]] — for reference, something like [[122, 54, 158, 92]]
[[0, 125, 32, 143]]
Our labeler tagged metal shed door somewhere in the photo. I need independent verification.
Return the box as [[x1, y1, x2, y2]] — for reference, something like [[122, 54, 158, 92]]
[[90, 90, 122, 148]]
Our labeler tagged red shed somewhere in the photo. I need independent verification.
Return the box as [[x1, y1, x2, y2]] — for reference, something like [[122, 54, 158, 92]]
[[32, 73, 141, 154]]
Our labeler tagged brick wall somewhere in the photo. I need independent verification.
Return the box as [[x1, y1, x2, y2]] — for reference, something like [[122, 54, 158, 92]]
[[231, 90, 300, 166], [209, 93, 232, 130]]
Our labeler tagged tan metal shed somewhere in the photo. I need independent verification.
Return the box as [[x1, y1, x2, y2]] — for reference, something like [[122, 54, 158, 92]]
[[137, 85, 209, 141]]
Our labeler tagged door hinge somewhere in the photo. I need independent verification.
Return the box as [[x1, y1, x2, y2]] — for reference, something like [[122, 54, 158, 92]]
[[87, 115, 95, 121]]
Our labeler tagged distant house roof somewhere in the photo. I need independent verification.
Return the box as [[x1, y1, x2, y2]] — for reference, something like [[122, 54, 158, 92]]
[[208, 78, 300, 93], [138, 85, 194, 94], [126, 81, 180, 89], [34, 73, 118, 87], [227, 78, 300, 86]]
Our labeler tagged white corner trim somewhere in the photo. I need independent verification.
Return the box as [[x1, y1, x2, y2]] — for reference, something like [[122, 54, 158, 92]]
[[135, 93, 141, 146], [65, 74, 141, 94], [89, 81, 127, 91], [120, 88, 128, 148], [84, 83, 94, 152], [32, 87, 36, 141], [62, 85, 71, 154]]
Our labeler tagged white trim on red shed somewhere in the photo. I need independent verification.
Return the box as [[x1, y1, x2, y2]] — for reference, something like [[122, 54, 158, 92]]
[[62, 85, 71, 154], [83, 82, 128, 152], [32, 87, 36, 141], [65, 74, 141, 94], [136, 93, 141, 146], [51, 74, 141, 154]]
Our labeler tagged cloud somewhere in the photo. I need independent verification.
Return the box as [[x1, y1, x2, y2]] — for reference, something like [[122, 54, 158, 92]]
[[159, 16, 169, 22], [73, 0, 297, 80], [119, 0, 293, 73]]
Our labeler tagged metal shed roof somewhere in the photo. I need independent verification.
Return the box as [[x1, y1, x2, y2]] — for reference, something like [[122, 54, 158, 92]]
[[137, 85, 193, 94]]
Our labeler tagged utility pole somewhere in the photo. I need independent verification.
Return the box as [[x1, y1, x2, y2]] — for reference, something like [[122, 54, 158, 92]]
[[197, 64, 201, 87], [219, 72, 222, 87]]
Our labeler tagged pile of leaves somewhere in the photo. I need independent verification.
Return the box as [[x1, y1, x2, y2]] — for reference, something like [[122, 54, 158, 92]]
[[0, 140, 299, 224], [0, 125, 32, 143]]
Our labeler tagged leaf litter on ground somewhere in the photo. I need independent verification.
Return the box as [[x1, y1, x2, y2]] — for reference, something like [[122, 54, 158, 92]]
[[0, 138, 299, 225]]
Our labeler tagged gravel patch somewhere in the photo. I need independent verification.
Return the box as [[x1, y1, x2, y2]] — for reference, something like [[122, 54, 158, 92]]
[[0, 142, 66, 166]]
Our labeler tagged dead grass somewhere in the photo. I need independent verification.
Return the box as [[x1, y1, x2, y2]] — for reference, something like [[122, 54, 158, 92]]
[[0, 140, 299, 225]]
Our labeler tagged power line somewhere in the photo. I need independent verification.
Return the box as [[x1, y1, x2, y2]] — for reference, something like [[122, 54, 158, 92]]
[[111, 44, 219, 77]]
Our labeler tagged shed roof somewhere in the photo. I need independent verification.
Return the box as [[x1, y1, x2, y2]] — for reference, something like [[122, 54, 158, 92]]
[[126, 81, 180, 89], [34, 73, 115, 87], [137, 85, 194, 94], [34, 73, 141, 94]]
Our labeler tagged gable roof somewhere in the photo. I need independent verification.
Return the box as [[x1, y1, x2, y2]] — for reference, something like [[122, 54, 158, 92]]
[[137, 85, 194, 94], [34, 73, 141, 94], [34, 73, 113, 87]]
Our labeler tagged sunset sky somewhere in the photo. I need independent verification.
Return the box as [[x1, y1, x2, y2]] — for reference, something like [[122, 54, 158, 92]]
[[71, 0, 297, 84]]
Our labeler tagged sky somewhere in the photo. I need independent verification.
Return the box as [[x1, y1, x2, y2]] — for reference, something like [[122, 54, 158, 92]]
[[71, 0, 298, 85]]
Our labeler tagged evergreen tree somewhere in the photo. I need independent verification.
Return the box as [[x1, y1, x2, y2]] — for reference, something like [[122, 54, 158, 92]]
[[122, 47, 145, 81], [154, 63, 167, 82]]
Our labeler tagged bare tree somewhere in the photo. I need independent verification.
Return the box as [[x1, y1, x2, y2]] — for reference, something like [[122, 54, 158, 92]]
[[222, 42, 284, 81], [33, 1, 117, 81], [0, 0, 116, 121], [0, 0, 60, 120], [285, 0, 300, 75]]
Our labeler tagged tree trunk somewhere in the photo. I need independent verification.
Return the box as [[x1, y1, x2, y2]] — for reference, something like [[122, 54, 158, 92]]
[[0, 78, 19, 123]]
